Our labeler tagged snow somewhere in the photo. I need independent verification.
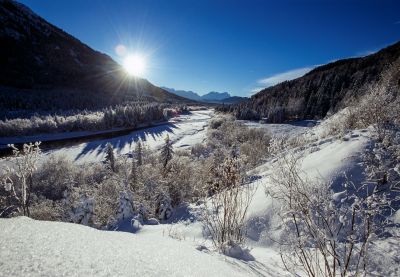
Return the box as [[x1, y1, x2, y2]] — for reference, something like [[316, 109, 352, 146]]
[[246, 128, 370, 230], [52, 110, 212, 163], [1, 112, 398, 276], [239, 119, 319, 137], [0, 217, 261, 277], [0, 110, 213, 164], [0, 127, 130, 145]]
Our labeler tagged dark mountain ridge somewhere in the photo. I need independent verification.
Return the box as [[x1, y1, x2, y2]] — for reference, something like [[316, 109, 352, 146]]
[[218, 41, 400, 122], [0, 0, 187, 113]]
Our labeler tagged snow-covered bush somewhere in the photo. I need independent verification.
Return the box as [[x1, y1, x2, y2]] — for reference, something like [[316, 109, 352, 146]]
[[34, 155, 75, 200], [209, 117, 225, 129], [1, 142, 41, 216], [29, 198, 64, 221], [190, 143, 210, 158], [267, 154, 400, 277], [206, 116, 271, 168], [202, 157, 254, 252]]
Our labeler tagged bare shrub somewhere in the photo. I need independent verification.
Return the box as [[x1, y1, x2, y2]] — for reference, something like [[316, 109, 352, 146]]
[[1, 142, 41, 216], [267, 154, 400, 276], [30, 199, 64, 221], [209, 116, 226, 129], [202, 157, 255, 253], [34, 155, 76, 200]]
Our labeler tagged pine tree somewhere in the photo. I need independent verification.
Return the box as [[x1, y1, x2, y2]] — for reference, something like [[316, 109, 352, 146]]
[[105, 142, 116, 172], [160, 134, 173, 170], [155, 191, 173, 220], [116, 190, 134, 222], [130, 157, 138, 188], [135, 141, 143, 166]]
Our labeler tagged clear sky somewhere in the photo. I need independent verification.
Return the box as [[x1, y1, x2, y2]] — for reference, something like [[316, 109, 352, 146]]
[[19, 0, 400, 96]]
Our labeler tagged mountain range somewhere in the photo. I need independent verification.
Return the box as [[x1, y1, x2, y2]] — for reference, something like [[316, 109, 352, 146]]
[[0, 0, 187, 113], [161, 87, 246, 104]]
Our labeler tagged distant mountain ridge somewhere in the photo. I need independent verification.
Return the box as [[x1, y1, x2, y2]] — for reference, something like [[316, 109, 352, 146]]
[[218, 41, 400, 122], [201, 91, 230, 101], [161, 87, 202, 101], [162, 87, 247, 104], [0, 0, 187, 112]]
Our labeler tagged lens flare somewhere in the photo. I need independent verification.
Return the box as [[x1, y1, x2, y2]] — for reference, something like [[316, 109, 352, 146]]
[[115, 44, 127, 56]]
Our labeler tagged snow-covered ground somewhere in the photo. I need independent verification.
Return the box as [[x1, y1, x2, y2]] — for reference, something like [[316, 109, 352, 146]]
[[1, 114, 399, 276], [54, 109, 212, 163], [239, 119, 319, 137], [0, 217, 263, 277]]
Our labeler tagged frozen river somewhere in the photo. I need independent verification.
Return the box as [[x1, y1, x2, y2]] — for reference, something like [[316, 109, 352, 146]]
[[46, 109, 213, 163], [0, 109, 213, 164]]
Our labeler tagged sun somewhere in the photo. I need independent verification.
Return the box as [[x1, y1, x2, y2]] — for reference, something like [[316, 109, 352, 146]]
[[123, 54, 146, 76]]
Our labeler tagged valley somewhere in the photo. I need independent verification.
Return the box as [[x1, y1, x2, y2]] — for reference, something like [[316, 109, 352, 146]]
[[1, 1, 399, 276]]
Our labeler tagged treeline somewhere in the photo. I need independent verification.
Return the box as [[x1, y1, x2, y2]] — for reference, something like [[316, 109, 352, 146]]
[[0, 102, 188, 137]]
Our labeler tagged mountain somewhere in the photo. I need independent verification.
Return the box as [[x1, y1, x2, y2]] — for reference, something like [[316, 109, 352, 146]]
[[0, 0, 187, 112], [218, 41, 400, 122], [162, 87, 248, 104], [161, 87, 202, 101], [201, 91, 231, 101]]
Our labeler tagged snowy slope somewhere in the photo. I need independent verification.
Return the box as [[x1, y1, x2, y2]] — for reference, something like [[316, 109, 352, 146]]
[[245, 129, 370, 240], [0, 217, 259, 277]]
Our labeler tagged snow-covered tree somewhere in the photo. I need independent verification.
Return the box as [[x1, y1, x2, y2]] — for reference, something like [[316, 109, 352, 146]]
[[115, 190, 134, 222], [160, 134, 174, 171], [74, 196, 95, 226], [135, 140, 143, 166], [105, 143, 116, 172], [130, 158, 138, 187], [155, 191, 173, 221]]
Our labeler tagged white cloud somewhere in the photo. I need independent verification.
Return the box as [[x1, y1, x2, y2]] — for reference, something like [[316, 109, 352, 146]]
[[257, 66, 315, 88]]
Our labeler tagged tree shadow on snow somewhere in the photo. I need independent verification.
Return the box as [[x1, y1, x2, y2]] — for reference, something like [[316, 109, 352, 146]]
[[75, 123, 178, 161]]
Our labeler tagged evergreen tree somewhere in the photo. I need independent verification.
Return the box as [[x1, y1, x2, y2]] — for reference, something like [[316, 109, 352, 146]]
[[130, 157, 138, 188], [155, 191, 173, 220], [135, 140, 143, 166], [116, 190, 134, 222], [160, 134, 173, 170], [105, 142, 116, 172]]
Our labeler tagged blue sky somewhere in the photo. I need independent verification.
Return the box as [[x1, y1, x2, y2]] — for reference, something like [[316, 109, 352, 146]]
[[19, 0, 400, 96]]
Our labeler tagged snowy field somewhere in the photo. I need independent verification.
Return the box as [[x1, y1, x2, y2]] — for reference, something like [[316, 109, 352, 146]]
[[1, 114, 399, 276]]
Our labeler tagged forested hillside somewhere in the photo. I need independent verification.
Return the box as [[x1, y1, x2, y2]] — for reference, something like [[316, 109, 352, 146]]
[[217, 41, 400, 122]]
